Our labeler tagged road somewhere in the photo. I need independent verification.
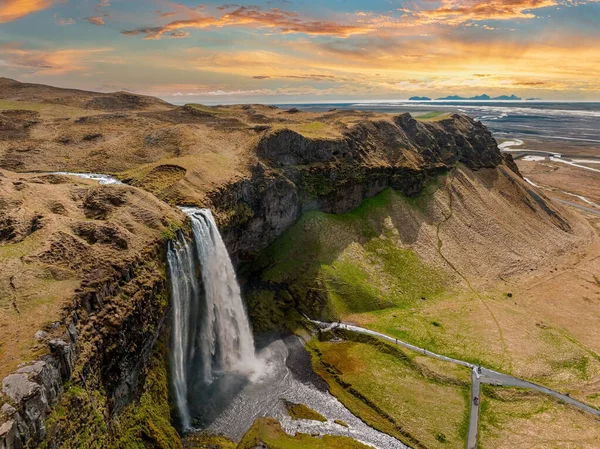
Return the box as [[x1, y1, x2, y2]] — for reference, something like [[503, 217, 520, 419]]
[[308, 319, 600, 449], [478, 368, 600, 416], [315, 321, 475, 369], [467, 368, 481, 449], [552, 198, 600, 216]]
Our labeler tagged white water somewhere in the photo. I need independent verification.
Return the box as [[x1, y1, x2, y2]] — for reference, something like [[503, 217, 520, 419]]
[[167, 208, 261, 430], [167, 234, 199, 429], [31, 172, 122, 184]]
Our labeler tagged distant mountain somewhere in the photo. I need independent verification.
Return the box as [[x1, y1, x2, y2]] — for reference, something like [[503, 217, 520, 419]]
[[409, 96, 432, 101], [435, 94, 521, 101], [0, 77, 173, 111], [493, 95, 521, 101]]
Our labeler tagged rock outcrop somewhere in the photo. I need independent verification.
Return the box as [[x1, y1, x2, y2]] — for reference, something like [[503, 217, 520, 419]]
[[0, 171, 184, 448], [208, 113, 512, 264]]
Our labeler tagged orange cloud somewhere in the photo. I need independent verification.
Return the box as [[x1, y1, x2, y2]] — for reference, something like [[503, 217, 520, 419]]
[[414, 0, 558, 24], [122, 5, 373, 39], [0, 45, 113, 74], [0, 0, 58, 23], [155, 10, 176, 18], [85, 16, 105, 25]]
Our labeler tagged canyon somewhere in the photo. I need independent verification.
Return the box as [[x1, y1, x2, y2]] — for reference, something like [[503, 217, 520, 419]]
[[0, 79, 599, 449]]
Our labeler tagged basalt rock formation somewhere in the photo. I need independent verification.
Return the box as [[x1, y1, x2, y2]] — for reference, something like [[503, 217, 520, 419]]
[[0, 170, 183, 448], [207, 113, 515, 264]]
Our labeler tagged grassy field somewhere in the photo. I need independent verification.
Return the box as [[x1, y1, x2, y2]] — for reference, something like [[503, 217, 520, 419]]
[[250, 187, 448, 322], [246, 175, 600, 384], [285, 122, 341, 138], [478, 386, 600, 449], [284, 401, 327, 422], [238, 418, 372, 449], [244, 174, 600, 447], [414, 111, 453, 121], [0, 99, 89, 119], [309, 337, 470, 449]]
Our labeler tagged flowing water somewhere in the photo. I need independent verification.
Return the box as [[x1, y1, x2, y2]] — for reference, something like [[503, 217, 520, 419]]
[[167, 208, 261, 430], [203, 334, 409, 448], [167, 208, 407, 448]]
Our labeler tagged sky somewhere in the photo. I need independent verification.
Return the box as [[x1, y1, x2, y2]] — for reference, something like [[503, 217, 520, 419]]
[[0, 0, 599, 103]]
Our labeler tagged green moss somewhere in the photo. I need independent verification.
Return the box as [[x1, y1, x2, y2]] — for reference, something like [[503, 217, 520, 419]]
[[291, 122, 330, 138], [415, 112, 452, 122], [324, 260, 392, 316], [551, 355, 590, 381], [41, 383, 109, 449], [244, 188, 446, 328], [335, 419, 349, 428], [403, 177, 440, 211], [435, 433, 447, 443], [184, 104, 228, 115], [245, 290, 295, 333], [238, 418, 371, 449], [283, 400, 327, 422], [111, 341, 182, 449], [183, 433, 236, 449], [42, 337, 181, 449], [307, 338, 469, 449], [161, 221, 182, 242]]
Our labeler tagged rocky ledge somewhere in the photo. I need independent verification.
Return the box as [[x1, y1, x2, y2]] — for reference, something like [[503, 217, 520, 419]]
[[205, 113, 516, 264], [0, 171, 183, 448]]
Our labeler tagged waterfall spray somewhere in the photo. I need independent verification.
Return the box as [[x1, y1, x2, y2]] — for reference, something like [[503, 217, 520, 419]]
[[167, 208, 260, 430]]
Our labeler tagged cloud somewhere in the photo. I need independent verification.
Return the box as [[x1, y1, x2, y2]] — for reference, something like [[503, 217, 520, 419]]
[[413, 0, 558, 25], [122, 5, 373, 39], [85, 16, 105, 26], [252, 74, 338, 81], [0, 44, 113, 74], [121, 1, 600, 40], [351, 0, 600, 28], [0, 0, 59, 23], [156, 10, 176, 18], [53, 13, 74, 25], [169, 30, 191, 38], [167, 85, 346, 98]]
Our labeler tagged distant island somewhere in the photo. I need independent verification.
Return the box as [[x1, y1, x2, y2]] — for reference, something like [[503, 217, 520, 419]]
[[435, 94, 521, 101], [409, 96, 432, 101], [526, 97, 543, 101]]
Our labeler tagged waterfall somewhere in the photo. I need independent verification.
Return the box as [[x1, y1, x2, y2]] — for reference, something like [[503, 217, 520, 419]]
[[167, 208, 260, 430]]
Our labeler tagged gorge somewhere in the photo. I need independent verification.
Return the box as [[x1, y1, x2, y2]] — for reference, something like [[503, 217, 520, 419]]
[[1, 79, 599, 449]]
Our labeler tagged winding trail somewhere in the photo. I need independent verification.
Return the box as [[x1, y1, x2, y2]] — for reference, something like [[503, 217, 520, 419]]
[[435, 172, 510, 368], [307, 319, 600, 449]]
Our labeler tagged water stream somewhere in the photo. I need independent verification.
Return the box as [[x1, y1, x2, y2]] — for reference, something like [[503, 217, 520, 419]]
[[167, 208, 261, 430], [167, 208, 407, 448]]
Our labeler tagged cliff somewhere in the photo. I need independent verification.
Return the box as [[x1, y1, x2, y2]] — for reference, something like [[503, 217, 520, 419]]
[[207, 113, 509, 264], [0, 170, 184, 448], [0, 80, 592, 449]]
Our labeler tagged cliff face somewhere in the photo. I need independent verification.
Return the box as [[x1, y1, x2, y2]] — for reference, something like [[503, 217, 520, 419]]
[[0, 171, 184, 448], [207, 113, 510, 264]]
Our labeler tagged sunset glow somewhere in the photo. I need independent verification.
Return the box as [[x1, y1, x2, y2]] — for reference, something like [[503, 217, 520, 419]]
[[1, 0, 599, 102]]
